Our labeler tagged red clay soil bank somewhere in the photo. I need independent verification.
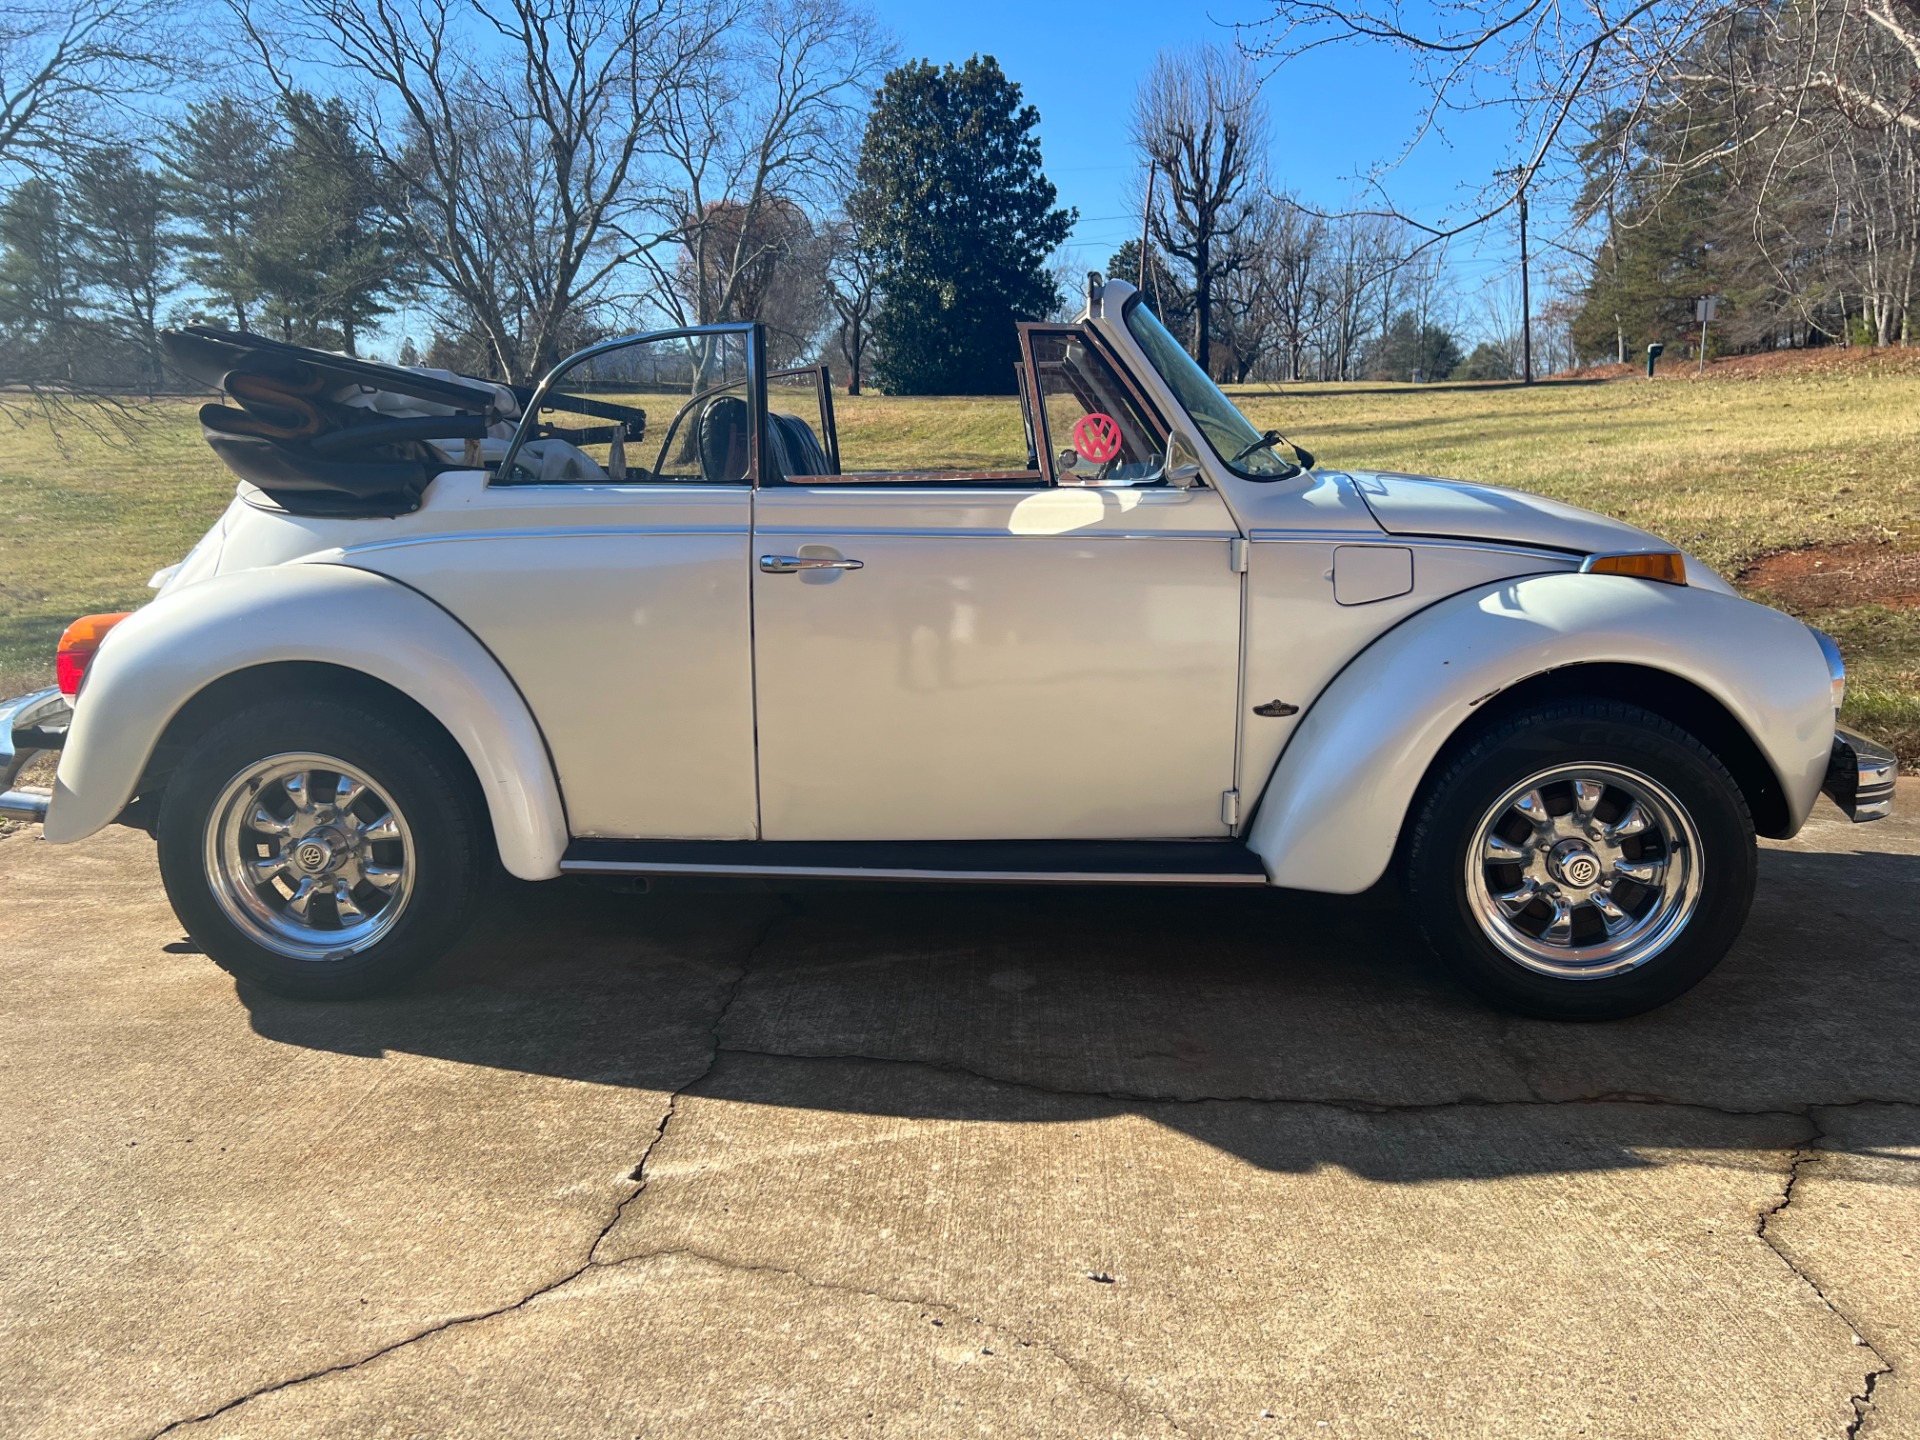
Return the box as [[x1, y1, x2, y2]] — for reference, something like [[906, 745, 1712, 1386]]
[[1741, 544, 1920, 611]]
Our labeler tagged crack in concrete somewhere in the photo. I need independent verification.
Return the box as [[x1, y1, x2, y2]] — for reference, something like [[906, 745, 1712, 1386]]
[[1488, 1010, 1551, 1103], [685, 1049, 1913, 1436], [145, 946, 1919, 1439], [686, 1046, 1905, 1439], [610, 1244, 1191, 1437], [146, 903, 794, 1440], [1754, 1116, 1895, 1440], [1850, 1372, 1885, 1440], [710, 1042, 1920, 1125], [148, 1240, 1186, 1438], [143, 1264, 594, 1438], [585, 901, 789, 1265]]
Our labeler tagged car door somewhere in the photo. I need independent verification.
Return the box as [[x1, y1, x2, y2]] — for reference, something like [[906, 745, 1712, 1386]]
[[750, 325, 1245, 843], [349, 326, 762, 840]]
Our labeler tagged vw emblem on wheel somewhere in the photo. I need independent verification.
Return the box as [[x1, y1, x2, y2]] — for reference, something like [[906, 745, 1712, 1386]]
[[294, 839, 331, 873], [1563, 853, 1601, 887]]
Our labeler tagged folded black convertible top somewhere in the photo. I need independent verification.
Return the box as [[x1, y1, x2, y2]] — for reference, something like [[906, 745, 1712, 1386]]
[[162, 328, 519, 517], [164, 327, 514, 412]]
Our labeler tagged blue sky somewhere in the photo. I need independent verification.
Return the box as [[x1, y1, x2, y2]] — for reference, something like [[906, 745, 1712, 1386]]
[[867, 0, 1538, 307]]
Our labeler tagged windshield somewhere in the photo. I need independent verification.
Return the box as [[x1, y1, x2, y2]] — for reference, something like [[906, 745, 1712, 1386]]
[[1124, 300, 1300, 480]]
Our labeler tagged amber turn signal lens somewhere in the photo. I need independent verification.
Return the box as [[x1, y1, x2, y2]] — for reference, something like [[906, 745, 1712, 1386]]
[[56, 612, 132, 696], [1583, 552, 1687, 586]]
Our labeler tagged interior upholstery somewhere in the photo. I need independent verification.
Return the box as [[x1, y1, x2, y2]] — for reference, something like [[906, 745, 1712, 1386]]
[[698, 395, 752, 482], [534, 440, 608, 484], [769, 411, 831, 479]]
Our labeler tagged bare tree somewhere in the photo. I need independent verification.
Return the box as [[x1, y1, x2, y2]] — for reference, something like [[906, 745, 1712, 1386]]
[[0, 0, 178, 176], [1243, 0, 1920, 246], [0, 0, 179, 428], [1269, 195, 1326, 380], [1397, 240, 1455, 346], [1213, 192, 1315, 381], [1132, 44, 1267, 376], [235, 0, 727, 382], [1310, 212, 1406, 379], [638, 0, 889, 338], [821, 216, 876, 391]]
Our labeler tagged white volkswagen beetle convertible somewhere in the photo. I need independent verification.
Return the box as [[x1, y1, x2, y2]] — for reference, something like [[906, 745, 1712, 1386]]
[[0, 277, 1895, 1018]]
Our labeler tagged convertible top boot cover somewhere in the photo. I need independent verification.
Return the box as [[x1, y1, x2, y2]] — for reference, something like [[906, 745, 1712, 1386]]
[[163, 328, 518, 517]]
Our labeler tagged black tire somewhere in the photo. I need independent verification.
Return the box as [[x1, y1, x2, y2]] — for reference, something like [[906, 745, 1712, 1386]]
[[156, 696, 489, 999], [1402, 700, 1757, 1020]]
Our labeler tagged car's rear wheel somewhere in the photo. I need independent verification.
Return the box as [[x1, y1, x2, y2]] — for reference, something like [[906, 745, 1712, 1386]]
[[156, 697, 487, 999], [1403, 700, 1757, 1019]]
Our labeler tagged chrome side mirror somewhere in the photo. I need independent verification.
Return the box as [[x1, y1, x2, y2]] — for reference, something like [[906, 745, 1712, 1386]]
[[1166, 430, 1204, 488]]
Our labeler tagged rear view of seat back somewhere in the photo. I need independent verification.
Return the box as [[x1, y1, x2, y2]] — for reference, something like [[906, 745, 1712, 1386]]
[[768, 412, 831, 480], [697, 395, 752, 482]]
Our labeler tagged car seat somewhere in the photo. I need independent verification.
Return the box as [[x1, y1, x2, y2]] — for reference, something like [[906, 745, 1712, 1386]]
[[767, 411, 831, 480], [698, 395, 752, 482]]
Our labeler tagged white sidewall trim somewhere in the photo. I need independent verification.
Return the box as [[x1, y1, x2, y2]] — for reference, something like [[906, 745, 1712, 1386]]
[[1245, 572, 1835, 894], [44, 563, 569, 880]]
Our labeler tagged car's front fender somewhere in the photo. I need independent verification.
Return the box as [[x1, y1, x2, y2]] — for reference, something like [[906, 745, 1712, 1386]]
[[44, 563, 570, 880], [1244, 572, 1835, 894]]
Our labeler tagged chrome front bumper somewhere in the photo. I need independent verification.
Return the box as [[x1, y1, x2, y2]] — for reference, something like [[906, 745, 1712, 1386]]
[[0, 688, 69, 824], [1824, 727, 1897, 823]]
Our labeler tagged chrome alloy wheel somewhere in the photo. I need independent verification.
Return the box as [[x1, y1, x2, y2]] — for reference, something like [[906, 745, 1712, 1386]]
[[1465, 763, 1704, 980], [204, 752, 415, 961]]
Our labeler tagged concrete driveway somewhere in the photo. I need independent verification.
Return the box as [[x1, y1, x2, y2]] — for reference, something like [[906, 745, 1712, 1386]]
[[3, 782, 1916, 1439]]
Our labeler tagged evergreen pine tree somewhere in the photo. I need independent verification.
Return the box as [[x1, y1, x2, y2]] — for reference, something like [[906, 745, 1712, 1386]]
[[1105, 238, 1193, 338], [253, 94, 412, 354], [0, 179, 84, 383], [163, 98, 276, 331], [1366, 311, 1463, 381], [72, 144, 176, 393], [1571, 112, 1728, 362]]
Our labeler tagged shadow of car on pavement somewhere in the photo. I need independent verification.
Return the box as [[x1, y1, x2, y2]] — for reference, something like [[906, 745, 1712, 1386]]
[[236, 845, 1920, 1184]]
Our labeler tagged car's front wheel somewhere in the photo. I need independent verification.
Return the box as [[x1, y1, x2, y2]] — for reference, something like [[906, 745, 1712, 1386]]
[[156, 696, 488, 999], [1403, 700, 1757, 1020]]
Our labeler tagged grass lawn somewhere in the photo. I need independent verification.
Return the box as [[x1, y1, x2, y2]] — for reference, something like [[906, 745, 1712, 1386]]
[[2, 365, 1914, 768]]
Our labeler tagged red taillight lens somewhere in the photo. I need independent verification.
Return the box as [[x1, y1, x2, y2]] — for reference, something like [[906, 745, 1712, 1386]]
[[56, 612, 131, 696]]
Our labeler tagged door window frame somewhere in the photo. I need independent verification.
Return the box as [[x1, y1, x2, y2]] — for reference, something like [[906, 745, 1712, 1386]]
[[1017, 322, 1174, 487], [758, 340, 1054, 489], [765, 361, 843, 477], [493, 321, 765, 488]]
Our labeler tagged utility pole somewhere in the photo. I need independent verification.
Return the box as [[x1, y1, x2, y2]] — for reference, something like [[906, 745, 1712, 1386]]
[[1518, 181, 1533, 384], [1137, 163, 1155, 291]]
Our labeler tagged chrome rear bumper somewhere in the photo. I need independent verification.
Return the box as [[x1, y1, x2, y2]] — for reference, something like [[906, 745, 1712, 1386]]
[[1824, 727, 1897, 823], [0, 687, 70, 824]]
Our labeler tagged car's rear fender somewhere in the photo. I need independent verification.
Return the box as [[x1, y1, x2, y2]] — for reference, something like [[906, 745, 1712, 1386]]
[[44, 563, 570, 880], [1243, 572, 1835, 894]]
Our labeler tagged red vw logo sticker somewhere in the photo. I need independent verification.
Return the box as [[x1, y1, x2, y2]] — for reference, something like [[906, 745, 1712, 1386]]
[[1072, 412, 1123, 463]]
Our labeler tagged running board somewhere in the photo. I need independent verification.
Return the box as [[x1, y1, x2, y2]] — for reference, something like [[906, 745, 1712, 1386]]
[[560, 838, 1270, 886]]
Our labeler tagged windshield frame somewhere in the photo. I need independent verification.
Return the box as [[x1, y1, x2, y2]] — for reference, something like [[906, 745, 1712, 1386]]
[[1120, 292, 1302, 482]]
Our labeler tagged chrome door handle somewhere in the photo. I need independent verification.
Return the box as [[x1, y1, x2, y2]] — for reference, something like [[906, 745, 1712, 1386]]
[[759, 554, 864, 574]]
